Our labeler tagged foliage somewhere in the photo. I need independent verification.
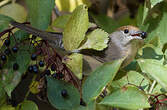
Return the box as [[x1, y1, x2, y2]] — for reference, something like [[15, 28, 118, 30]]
[[0, 0, 167, 110]]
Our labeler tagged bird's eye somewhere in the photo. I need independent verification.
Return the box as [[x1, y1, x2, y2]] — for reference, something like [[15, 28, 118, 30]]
[[124, 29, 129, 34]]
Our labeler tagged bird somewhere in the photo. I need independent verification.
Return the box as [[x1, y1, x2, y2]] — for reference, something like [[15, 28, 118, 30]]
[[10, 21, 147, 71], [81, 25, 146, 70]]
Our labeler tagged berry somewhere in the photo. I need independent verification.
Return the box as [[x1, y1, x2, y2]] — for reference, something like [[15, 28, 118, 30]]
[[39, 61, 44, 67], [32, 65, 38, 73], [51, 64, 56, 71], [57, 73, 64, 79], [80, 99, 86, 106], [4, 39, 10, 46], [61, 89, 68, 98], [0, 63, 2, 70], [13, 63, 19, 70], [1, 55, 7, 61], [12, 47, 18, 53], [4, 48, 11, 56], [52, 73, 57, 78], [8, 99, 17, 107], [28, 65, 33, 72], [44, 69, 51, 76], [31, 54, 37, 60]]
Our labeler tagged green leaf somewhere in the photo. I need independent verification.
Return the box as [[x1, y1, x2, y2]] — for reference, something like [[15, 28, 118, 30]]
[[144, 3, 167, 47], [137, 4, 149, 26], [79, 29, 109, 51], [96, 104, 110, 110], [0, 3, 27, 22], [111, 71, 150, 91], [100, 86, 150, 109], [0, 14, 13, 31], [91, 14, 119, 33], [152, 83, 166, 94], [138, 59, 167, 90], [142, 1, 149, 25], [150, 0, 163, 8], [47, 76, 80, 110], [137, 44, 164, 64], [0, 105, 15, 110], [0, 84, 6, 106], [25, 0, 54, 30], [63, 53, 83, 79], [118, 15, 137, 26], [52, 14, 71, 29], [16, 100, 38, 110], [63, 5, 89, 50], [82, 59, 123, 103]]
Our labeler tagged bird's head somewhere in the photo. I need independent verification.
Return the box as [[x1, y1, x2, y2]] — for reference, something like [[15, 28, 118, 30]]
[[111, 25, 147, 47]]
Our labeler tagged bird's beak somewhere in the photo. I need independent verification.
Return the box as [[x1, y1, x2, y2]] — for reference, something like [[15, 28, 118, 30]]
[[131, 31, 147, 39]]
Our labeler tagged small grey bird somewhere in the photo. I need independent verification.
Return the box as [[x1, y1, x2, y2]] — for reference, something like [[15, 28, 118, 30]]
[[10, 21, 146, 71]]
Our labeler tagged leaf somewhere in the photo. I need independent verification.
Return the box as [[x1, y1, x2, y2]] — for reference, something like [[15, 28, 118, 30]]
[[16, 100, 38, 110], [29, 81, 40, 94], [0, 105, 15, 110], [144, 3, 167, 47], [142, 1, 149, 25], [118, 15, 137, 26], [0, 14, 13, 31], [63, 53, 83, 79], [150, 0, 163, 8], [111, 71, 150, 91], [0, 84, 6, 106], [137, 4, 149, 26], [63, 5, 89, 50], [100, 86, 150, 109], [52, 14, 71, 29], [79, 29, 109, 51], [138, 59, 167, 90], [25, 0, 55, 30], [0, 3, 27, 22], [137, 44, 164, 64], [91, 14, 119, 33], [152, 83, 166, 94], [47, 76, 80, 110], [82, 59, 123, 103], [55, 0, 91, 12]]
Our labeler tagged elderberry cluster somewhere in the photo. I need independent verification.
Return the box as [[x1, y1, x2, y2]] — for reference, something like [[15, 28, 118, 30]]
[[0, 39, 19, 71], [28, 53, 46, 74]]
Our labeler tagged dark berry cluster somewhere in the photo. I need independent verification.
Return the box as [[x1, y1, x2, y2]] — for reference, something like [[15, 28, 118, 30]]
[[0, 38, 19, 71], [28, 53, 47, 74], [52, 72, 64, 79]]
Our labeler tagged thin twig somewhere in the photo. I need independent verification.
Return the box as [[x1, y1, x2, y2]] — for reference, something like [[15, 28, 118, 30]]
[[149, 80, 156, 94]]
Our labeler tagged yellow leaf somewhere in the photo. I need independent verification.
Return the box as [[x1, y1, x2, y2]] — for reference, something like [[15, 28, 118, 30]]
[[55, 0, 91, 12]]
